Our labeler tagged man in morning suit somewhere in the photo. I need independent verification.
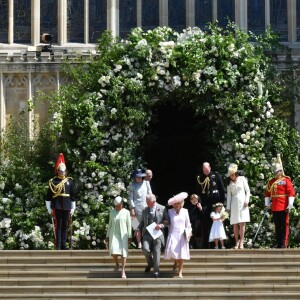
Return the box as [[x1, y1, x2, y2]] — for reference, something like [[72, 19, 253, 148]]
[[135, 193, 169, 278]]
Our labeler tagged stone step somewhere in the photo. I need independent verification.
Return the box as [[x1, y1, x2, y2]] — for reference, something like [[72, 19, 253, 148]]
[[0, 276, 299, 285], [0, 249, 298, 257], [1, 249, 300, 299], [1, 292, 300, 300], [2, 261, 300, 272], [1, 254, 300, 265], [0, 281, 300, 292], [0, 268, 299, 279]]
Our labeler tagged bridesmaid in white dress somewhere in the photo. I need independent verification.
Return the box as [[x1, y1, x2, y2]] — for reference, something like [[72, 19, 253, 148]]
[[164, 192, 192, 278], [226, 163, 251, 249]]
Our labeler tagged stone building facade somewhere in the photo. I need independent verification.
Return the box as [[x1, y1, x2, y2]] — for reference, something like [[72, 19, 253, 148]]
[[1, 0, 300, 133]]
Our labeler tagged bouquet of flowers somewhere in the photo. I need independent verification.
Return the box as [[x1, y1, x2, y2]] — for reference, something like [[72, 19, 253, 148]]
[[220, 207, 229, 220]]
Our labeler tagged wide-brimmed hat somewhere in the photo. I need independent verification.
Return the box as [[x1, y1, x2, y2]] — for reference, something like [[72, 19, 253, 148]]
[[132, 169, 146, 179], [226, 163, 238, 177], [168, 192, 188, 206]]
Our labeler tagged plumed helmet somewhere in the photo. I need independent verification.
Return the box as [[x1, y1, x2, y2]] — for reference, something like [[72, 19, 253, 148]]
[[55, 153, 66, 174]]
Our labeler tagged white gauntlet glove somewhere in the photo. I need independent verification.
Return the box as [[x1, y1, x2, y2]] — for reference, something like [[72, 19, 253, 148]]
[[287, 197, 294, 211], [265, 197, 271, 208], [45, 201, 52, 214], [70, 202, 76, 215]]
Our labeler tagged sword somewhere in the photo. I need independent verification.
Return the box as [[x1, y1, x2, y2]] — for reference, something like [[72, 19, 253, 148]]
[[251, 207, 269, 248], [51, 215, 57, 248], [69, 214, 73, 250]]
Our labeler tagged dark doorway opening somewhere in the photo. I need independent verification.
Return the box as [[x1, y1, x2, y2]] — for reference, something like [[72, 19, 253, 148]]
[[143, 102, 215, 206]]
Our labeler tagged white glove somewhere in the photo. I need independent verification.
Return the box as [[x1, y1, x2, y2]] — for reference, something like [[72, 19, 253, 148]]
[[265, 197, 271, 208], [45, 201, 52, 214], [70, 202, 76, 215], [287, 197, 294, 210]]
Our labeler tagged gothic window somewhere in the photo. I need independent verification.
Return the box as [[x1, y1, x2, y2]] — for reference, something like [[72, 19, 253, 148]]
[[89, 0, 107, 43], [217, 0, 235, 28], [119, 0, 137, 38], [195, 0, 213, 30], [40, 0, 58, 43], [14, 0, 31, 43], [142, 0, 159, 31], [67, 0, 84, 42], [168, 0, 186, 32], [248, 0, 265, 36], [270, 0, 287, 42], [0, 0, 8, 43]]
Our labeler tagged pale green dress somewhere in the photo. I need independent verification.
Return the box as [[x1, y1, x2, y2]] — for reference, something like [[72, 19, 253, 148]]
[[106, 208, 132, 257]]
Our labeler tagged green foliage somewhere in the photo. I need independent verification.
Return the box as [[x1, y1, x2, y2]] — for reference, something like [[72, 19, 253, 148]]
[[1, 24, 300, 249]]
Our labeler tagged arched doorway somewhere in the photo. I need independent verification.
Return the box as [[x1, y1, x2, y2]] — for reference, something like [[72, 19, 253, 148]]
[[143, 102, 215, 205]]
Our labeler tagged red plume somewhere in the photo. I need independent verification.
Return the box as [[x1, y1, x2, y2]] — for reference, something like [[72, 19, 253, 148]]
[[54, 153, 66, 174]]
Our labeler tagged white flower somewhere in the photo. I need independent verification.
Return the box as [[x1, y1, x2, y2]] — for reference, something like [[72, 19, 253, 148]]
[[15, 183, 22, 190], [111, 108, 117, 115], [90, 153, 97, 161], [135, 39, 147, 50], [227, 43, 235, 52], [114, 65, 122, 73], [2, 198, 9, 204]]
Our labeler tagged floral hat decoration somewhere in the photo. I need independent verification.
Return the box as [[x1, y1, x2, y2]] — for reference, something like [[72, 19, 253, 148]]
[[168, 192, 188, 206], [213, 202, 224, 209]]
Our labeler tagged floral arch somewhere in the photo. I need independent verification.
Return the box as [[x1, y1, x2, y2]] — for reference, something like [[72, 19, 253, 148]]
[[1, 24, 300, 250]]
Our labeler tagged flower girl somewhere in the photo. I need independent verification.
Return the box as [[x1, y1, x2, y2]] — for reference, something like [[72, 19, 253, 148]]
[[209, 203, 227, 249]]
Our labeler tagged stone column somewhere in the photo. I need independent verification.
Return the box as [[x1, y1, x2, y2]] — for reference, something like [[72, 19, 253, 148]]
[[137, 0, 142, 27], [84, 0, 89, 43], [0, 73, 4, 131], [288, 0, 296, 42], [107, 0, 119, 37], [58, 0, 67, 45], [235, 0, 247, 32], [212, 0, 217, 22], [28, 73, 33, 139], [265, 0, 270, 27], [186, 0, 195, 28], [32, 0, 40, 46], [8, 0, 13, 44], [160, 0, 168, 26]]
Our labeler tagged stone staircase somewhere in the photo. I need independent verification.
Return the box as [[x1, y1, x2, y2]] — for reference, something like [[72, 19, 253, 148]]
[[1, 249, 300, 299]]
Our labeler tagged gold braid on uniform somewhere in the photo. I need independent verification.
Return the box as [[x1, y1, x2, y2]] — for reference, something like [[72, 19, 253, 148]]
[[266, 175, 291, 198], [197, 176, 210, 194], [49, 177, 70, 198]]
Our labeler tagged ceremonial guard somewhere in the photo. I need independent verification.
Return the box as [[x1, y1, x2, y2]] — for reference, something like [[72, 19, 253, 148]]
[[265, 156, 295, 248], [196, 162, 225, 248], [46, 153, 76, 250]]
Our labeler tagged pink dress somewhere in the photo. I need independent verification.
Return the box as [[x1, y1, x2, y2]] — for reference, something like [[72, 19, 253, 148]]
[[164, 208, 191, 260]]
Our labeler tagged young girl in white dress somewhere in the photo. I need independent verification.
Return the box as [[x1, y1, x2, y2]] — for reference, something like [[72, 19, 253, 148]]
[[209, 203, 227, 249]]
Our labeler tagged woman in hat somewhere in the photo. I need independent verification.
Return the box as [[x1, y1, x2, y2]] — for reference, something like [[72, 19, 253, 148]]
[[226, 163, 251, 249], [164, 192, 191, 278], [128, 169, 152, 248], [106, 196, 132, 278]]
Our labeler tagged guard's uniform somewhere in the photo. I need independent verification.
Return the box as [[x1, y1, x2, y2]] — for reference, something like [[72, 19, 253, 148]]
[[196, 172, 225, 248], [47, 176, 75, 249], [265, 175, 295, 248]]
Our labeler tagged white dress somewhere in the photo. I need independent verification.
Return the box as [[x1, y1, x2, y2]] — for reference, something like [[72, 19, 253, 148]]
[[226, 176, 250, 225], [164, 208, 191, 260], [209, 212, 227, 241]]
